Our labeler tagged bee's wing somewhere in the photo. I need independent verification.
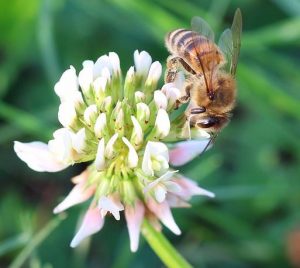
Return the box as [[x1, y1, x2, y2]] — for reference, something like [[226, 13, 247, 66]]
[[191, 16, 215, 41], [218, 8, 242, 76], [169, 138, 213, 166], [218, 29, 232, 73], [231, 8, 242, 76], [190, 16, 217, 98]]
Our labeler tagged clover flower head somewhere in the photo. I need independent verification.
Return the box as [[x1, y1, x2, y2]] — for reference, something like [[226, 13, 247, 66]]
[[14, 50, 214, 252]]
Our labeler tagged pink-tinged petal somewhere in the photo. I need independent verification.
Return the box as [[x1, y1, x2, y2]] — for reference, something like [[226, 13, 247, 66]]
[[169, 139, 212, 166], [166, 193, 191, 208], [70, 207, 104, 247], [98, 195, 124, 220], [71, 170, 89, 184], [147, 215, 162, 232], [53, 182, 95, 214], [175, 177, 215, 199], [164, 181, 182, 193], [125, 200, 145, 252], [147, 199, 181, 235], [14, 141, 69, 172]]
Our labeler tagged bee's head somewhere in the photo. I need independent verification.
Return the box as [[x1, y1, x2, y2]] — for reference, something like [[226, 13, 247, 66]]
[[207, 72, 236, 114]]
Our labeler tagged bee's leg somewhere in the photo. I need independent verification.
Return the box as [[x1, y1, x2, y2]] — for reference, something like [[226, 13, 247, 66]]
[[165, 56, 183, 83], [175, 84, 193, 109], [174, 82, 193, 109]]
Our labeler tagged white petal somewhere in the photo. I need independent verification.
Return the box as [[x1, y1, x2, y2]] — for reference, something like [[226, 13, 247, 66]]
[[72, 128, 86, 154], [169, 139, 212, 166], [124, 66, 135, 87], [115, 108, 124, 127], [109, 52, 121, 74], [125, 200, 145, 252], [101, 67, 111, 82], [134, 91, 145, 103], [69, 91, 85, 111], [93, 55, 111, 78], [58, 102, 77, 128], [105, 133, 118, 159], [147, 199, 181, 235], [98, 196, 124, 220], [146, 61, 162, 84], [14, 141, 69, 172], [84, 105, 98, 126], [70, 207, 104, 247], [131, 116, 143, 146], [142, 141, 169, 176], [48, 128, 74, 164], [53, 182, 94, 214], [136, 103, 150, 123], [144, 170, 176, 194], [54, 66, 79, 101], [93, 76, 107, 100], [122, 137, 138, 168], [102, 96, 112, 112], [95, 138, 105, 171], [78, 60, 94, 92], [94, 113, 107, 139], [154, 90, 168, 110], [154, 185, 167, 203], [134, 50, 152, 77], [161, 84, 181, 107], [155, 109, 170, 138]]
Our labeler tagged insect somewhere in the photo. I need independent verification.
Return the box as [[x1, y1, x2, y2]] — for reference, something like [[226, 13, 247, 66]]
[[165, 9, 242, 140]]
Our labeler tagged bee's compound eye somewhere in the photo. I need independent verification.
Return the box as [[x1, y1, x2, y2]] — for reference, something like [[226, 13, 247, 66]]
[[197, 117, 219, 128]]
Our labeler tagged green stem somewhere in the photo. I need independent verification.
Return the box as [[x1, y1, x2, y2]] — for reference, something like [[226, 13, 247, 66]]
[[141, 219, 192, 268], [9, 215, 65, 268]]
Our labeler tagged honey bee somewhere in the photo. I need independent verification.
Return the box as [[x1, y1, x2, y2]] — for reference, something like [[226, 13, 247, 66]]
[[165, 9, 242, 139]]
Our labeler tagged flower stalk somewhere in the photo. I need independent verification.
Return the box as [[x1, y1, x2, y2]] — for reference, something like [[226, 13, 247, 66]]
[[142, 219, 192, 268]]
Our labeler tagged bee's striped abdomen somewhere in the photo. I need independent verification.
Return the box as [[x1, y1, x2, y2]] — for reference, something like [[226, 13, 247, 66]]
[[165, 29, 224, 74]]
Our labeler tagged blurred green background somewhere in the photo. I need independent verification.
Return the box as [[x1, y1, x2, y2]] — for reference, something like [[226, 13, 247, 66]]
[[1, 0, 300, 267]]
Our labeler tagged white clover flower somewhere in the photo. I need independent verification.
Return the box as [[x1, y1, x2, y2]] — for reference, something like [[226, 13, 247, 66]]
[[14, 50, 213, 252]]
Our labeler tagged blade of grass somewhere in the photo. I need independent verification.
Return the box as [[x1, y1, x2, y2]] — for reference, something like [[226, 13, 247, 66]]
[[0, 233, 30, 257], [37, 0, 60, 85], [238, 63, 300, 120], [272, 0, 300, 16], [242, 18, 300, 49], [249, 49, 300, 96], [0, 101, 54, 139], [209, 0, 231, 31], [9, 215, 65, 268], [109, 0, 183, 41], [191, 206, 254, 238], [154, 0, 208, 22], [212, 185, 265, 201]]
